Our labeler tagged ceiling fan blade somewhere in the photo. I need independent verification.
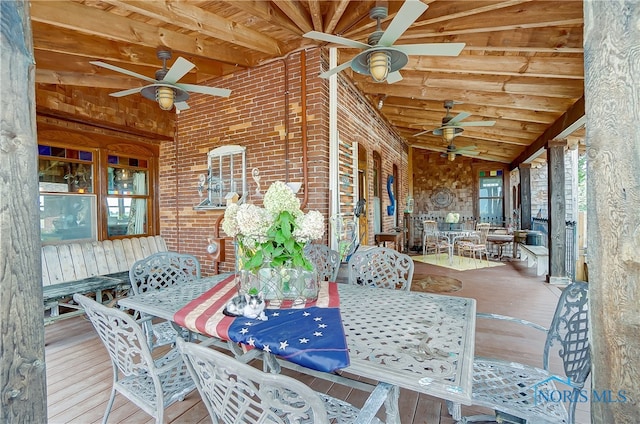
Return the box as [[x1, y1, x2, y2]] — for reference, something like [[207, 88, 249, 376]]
[[459, 120, 497, 127], [459, 150, 481, 156], [319, 60, 353, 79], [90, 61, 157, 83], [174, 101, 190, 111], [378, 0, 428, 47], [163, 57, 195, 84], [108, 86, 144, 97], [386, 71, 403, 84], [456, 145, 478, 151], [395, 43, 465, 56], [303, 31, 371, 50], [413, 128, 432, 137], [448, 112, 471, 125], [176, 83, 231, 97]]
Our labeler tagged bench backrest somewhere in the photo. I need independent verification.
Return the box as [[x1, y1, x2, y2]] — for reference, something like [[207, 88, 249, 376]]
[[41, 236, 168, 287]]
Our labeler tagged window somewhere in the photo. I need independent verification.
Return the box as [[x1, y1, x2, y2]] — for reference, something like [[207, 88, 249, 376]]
[[107, 155, 149, 237], [478, 170, 504, 224], [38, 142, 156, 243]]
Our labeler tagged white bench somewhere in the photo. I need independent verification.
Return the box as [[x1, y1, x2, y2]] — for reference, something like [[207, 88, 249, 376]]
[[42, 236, 168, 325], [519, 244, 549, 276]]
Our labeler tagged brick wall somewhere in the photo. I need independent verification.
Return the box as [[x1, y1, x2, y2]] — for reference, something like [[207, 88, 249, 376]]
[[159, 49, 408, 276]]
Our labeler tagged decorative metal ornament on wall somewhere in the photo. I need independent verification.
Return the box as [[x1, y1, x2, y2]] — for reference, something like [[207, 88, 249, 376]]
[[430, 186, 455, 209]]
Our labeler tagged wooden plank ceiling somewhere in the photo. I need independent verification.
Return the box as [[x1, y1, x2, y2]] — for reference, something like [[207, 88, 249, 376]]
[[31, 0, 586, 167]]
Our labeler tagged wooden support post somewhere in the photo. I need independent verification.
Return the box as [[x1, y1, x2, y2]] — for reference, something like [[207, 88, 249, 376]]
[[546, 139, 569, 285], [0, 1, 48, 422], [519, 163, 532, 230], [585, 0, 640, 422]]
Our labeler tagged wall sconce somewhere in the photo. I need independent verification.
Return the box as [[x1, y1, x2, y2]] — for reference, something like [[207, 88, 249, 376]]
[[156, 86, 175, 111]]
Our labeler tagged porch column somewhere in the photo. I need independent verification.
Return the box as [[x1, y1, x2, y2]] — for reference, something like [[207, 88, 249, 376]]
[[585, 0, 640, 421], [518, 163, 532, 230], [546, 139, 569, 285], [1, 0, 48, 421]]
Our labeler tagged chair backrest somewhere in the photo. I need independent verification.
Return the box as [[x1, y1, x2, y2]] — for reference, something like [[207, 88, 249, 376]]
[[304, 243, 340, 281], [177, 338, 330, 424], [73, 293, 156, 378], [347, 246, 414, 291], [423, 220, 438, 234], [544, 280, 590, 383], [475, 223, 491, 244], [129, 251, 201, 295], [462, 219, 476, 231]]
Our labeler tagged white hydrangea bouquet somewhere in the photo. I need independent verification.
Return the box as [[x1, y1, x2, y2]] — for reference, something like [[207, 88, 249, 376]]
[[222, 181, 325, 302]]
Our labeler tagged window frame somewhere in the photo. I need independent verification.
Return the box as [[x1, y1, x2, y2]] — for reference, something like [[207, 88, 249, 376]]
[[38, 137, 159, 243]]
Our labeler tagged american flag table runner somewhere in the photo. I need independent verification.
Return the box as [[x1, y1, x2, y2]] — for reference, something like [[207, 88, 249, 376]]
[[173, 275, 350, 372]]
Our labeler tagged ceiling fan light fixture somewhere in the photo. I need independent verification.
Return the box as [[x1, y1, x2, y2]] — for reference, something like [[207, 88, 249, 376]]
[[448, 152, 456, 162], [156, 86, 175, 110], [434, 125, 464, 142], [369, 51, 390, 82]]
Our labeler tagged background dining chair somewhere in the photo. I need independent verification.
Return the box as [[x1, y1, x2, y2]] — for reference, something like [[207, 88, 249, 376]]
[[73, 294, 195, 424], [129, 251, 201, 347], [177, 338, 389, 424], [347, 246, 414, 291], [456, 280, 590, 424], [422, 219, 450, 259], [459, 222, 491, 266], [304, 243, 340, 281]]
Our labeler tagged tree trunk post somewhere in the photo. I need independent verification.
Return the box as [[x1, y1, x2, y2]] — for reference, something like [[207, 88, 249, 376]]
[[584, 0, 640, 421], [0, 1, 47, 422], [546, 139, 569, 285], [519, 163, 532, 230]]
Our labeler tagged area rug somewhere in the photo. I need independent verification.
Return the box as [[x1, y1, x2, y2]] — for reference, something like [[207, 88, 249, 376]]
[[411, 274, 463, 293], [412, 254, 505, 271]]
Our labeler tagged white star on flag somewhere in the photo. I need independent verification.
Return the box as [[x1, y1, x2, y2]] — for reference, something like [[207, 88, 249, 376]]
[[314, 331, 323, 337], [248, 337, 255, 346], [314, 317, 322, 321], [263, 344, 271, 353], [240, 327, 249, 334], [303, 311, 310, 316], [318, 323, 327, 328], [299, 338, 309, 344], [279, 341, 289, 350]]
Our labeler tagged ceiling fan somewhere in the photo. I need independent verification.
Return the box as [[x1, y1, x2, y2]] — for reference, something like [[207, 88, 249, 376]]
[[303, 0, 465, 83], [414, 100, 496, 140], [90, 50, 231, 112], [440, 143, 480, 162]]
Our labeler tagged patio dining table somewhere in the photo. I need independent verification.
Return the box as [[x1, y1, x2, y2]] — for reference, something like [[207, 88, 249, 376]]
[[119, 273, 476, 421], [437, 230, 474, 264]]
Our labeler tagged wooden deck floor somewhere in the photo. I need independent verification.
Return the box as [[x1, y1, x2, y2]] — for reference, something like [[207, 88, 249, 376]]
[[45, 257, 590, 423]]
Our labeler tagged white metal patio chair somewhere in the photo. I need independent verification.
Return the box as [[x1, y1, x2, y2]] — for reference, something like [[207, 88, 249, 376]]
[[459, 222, 491, 266], [304, 242, 340, 281], [347, 246, 414, 291], [177, 338, 391, 423], [455, 280, 590, 424], [73, 293, 195, 424], [129, 251, 201, 347]]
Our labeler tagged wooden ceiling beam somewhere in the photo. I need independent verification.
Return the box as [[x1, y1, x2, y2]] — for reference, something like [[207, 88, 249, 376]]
[[392, 72, 583, 98], [402, 1, 583, 37], [356, 81, 577, 113], [30, 1, 253, 67], [273, 0, 314, 34], [100, 0, 284, 55], [35, 69, 145, 90], [509, 95, 585, 169], [322, 0, 351, 34], [382, 97, 560, 124], [222, 1, 303, 36]]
